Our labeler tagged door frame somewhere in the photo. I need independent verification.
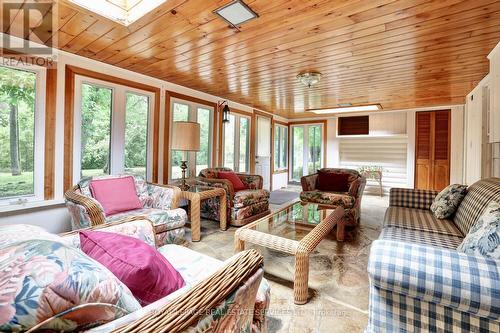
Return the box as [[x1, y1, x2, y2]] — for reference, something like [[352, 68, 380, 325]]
[[288, 120, 328, 183], [414, 110, 451, 190], [252, 110, 273, 188]]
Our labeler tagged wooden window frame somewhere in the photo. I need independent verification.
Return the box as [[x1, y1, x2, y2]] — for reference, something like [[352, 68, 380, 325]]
[[64, 65, 161, 192], [272, 120, 289, 174], [164, 91, 217, 182], [288, 120, 328, 182]]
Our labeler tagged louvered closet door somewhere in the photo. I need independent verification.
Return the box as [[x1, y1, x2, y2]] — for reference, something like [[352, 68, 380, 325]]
[[415, 110, 450, 191], [415, 112, 433, 190]]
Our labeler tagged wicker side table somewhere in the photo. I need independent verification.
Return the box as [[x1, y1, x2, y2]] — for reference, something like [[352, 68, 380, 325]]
[[234, 205, 344, 304], [180, 186, 227, 242]]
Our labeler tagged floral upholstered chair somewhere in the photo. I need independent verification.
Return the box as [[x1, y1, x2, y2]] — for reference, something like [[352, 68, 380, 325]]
[[300, 168, 366, 239], [64, 175, 187, 245], [196, 167, 271, 226]]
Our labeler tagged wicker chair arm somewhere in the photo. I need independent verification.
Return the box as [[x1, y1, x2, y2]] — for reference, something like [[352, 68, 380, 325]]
[[64, 186, 106, 226], [111, 249, 264, 333], [300, 174, 318, 191]]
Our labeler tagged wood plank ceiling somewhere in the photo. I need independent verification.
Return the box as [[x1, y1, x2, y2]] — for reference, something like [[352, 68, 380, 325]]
[[3, 0, 500, 118]]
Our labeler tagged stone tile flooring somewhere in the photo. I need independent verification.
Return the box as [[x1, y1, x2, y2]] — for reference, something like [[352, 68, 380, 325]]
[[184, 192, 388, 333]]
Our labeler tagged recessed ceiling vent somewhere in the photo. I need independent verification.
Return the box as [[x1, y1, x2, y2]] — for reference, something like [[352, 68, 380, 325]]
[[214, 0, 258, 28]]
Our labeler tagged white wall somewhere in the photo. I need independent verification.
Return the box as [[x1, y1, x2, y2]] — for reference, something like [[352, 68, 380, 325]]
[[272, 173, 288, 190]]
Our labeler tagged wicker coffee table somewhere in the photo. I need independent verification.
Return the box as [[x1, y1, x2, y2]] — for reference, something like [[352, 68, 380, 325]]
[[234, 202, 344, 304]]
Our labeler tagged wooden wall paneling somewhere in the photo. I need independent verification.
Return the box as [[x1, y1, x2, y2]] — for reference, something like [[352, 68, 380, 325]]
[[63, 65, 161, 192], [163, 91, 171, 183], [44, 68, 57, 199]]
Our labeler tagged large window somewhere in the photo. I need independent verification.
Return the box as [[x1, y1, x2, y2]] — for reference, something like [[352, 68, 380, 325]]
[[223, 113, 250, 173], [74, 76, 153, 182], [0, 65, 45, 203], [274, 124, 288, 171], [170, 98, 214, 180], [290, 123, 324, 181]]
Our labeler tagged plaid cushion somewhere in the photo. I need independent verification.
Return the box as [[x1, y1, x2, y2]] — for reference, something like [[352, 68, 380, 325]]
[[379, 227, 463, 249], [454, 178, 500, 236], [389, 188, 439, 210], [384, 207, 463, 237], [367, 285, 499, 333], [368, 240, 500, 320]]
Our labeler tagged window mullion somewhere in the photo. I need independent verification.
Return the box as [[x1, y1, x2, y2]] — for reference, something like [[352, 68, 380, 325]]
[[110, 87, 126, 175]]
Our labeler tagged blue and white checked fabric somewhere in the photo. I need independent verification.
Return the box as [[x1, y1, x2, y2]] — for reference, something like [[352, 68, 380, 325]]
[[368, 240, 500, 320]]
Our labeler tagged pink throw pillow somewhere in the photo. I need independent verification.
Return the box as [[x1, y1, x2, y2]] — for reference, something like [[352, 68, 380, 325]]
[[89, 176, 142, 216], [80, 230, 185, 306], [218, 171, 248, 191]]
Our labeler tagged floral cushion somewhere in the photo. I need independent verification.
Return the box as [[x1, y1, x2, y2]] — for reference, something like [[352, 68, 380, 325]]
[[300, 190, 355, 208], [233, 201, 270, 221], [430, 184, 468, 219], [0, 230, 141, 332], [234, 189, 270, 208], [106, 207, 187, 230], [457, 201, 500, 259]]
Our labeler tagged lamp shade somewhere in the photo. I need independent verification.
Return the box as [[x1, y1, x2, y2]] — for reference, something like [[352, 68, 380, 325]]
[[171, 121, 200, 151]]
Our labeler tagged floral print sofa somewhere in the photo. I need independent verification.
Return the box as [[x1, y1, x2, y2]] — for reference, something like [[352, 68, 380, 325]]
[[196, 167, 271, 226], [65, 174, 187, 245], [300, 168, 366, 228], [0, 220, 271, 332], [367, 178, 500, 332]]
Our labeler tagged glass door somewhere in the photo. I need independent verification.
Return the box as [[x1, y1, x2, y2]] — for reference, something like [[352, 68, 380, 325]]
[[290, 124, 324, 182], [223, 113, 250, 173]]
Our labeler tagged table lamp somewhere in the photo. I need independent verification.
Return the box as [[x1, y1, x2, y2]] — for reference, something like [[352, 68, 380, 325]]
[[171, 121, 200, 191]]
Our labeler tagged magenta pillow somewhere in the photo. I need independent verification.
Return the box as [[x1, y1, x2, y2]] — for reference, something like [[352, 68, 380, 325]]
[[89, 176, 142, 216], [218, 171, 248, 191], [317, 171, 350, 192], [79, 230, 185, 306]]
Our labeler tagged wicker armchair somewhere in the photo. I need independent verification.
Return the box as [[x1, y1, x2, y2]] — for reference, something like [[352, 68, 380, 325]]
[[57, 218, 271, 333], [300, 168, 366, 240], [196, 167, 271, 226], [64, 174, 187, 245]]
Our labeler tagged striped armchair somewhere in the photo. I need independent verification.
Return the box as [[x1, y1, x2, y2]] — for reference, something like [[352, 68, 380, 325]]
[[64, 175, 187, 245], [367, 178, 500, 332]]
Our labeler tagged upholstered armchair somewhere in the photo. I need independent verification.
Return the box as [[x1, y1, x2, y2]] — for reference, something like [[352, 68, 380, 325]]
[[196, 167, 271, 226], [300, 168, 366, 237], [64, 174, 187, 245]]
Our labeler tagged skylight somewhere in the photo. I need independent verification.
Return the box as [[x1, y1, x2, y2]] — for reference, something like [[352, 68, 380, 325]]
[[69, 0, 167, 26]]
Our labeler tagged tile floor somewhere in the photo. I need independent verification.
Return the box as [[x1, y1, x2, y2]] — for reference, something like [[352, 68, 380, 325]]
[[184, 192, 389, 333]]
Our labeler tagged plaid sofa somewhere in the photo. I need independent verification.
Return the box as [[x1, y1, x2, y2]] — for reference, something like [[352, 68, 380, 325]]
[[367, 178, 500, 332]]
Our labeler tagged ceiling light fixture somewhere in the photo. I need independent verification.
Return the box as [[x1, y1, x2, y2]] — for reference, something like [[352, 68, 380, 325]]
[[297, 72, 322, 88], [308, 104, 382, 115], [214, 0, 258, 28]]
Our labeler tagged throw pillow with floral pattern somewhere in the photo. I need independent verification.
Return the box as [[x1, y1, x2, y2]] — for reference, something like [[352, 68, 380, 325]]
[[430, 184, 467, 219], [457, 201, 500, 259]]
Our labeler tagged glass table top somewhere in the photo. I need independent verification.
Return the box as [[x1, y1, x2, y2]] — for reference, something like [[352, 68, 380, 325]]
[[247, 201, 335, 241], [184, 184, 216, 193]]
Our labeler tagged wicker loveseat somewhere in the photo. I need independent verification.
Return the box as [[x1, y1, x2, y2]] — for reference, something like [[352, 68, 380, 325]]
[[0, 219, 270, 332], [196, 167, 271, 226], [367, 178, 500, 332], [64, 174, 187, 245]]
